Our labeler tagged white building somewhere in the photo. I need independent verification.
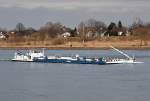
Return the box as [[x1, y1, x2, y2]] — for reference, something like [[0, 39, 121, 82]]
[[62, 32, 71, 38], [0, 32, 6, 39]]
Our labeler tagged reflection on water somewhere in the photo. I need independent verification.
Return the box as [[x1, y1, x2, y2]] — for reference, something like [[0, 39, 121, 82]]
[[0, 49, 150, 101]]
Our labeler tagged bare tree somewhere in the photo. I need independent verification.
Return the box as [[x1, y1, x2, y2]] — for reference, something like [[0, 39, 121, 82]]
[[130, 17, 144, 30], [86, 19, 106, 32], [78, 19, 106, 37], [39, 21, 64, 38]]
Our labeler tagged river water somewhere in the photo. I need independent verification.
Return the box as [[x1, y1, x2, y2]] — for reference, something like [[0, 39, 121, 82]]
[[0, 49, 150, 101]]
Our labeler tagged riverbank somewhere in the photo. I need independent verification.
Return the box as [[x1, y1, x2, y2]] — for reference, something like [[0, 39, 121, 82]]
[[0, 40, 150, 50]]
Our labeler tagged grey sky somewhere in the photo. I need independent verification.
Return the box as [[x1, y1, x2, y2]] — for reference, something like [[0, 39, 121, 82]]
[[0, 0, 149, 29]]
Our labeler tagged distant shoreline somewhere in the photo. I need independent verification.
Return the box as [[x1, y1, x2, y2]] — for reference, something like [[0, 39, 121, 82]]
[[0, 39, 150, 50]]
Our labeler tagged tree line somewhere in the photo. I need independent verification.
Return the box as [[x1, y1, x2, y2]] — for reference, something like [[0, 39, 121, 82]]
[[0, 18, 150, 41]]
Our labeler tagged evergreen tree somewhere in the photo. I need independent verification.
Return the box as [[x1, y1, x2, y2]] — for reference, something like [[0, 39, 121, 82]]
[[118, 20, 122, 28], [107, 22, 116, 30]]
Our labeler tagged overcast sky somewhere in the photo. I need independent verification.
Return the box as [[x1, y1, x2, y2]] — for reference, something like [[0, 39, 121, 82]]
[[0, 0, 149, 29]]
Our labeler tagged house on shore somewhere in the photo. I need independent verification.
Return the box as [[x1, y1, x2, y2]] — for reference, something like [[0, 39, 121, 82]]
[[0, 32, 8, 39]]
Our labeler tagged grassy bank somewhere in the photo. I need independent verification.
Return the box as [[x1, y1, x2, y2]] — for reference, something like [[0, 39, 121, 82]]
[[0, 36, 150, 50]]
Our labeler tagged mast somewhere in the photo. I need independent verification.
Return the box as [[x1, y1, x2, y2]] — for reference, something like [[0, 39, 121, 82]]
[[82, 23, 85, 44], [42, 48, 45, 55]]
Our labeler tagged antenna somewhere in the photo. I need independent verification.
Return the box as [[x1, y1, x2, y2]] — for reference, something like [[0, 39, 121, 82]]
[[110, 46, 132, 59], [42, 48, 45, 55]]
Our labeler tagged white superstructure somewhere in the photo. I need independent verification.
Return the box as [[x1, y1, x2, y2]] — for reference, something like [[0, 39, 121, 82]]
[[12, 50, 46, 61]]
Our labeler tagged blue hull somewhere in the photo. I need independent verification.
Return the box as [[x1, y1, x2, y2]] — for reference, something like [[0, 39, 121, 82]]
[[33, 58, 106, 65]]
